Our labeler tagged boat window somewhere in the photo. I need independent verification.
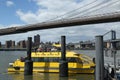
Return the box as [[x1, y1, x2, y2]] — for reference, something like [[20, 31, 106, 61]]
[[67, 57, 83, 63], [67, 57, 77, 62], [32, 57, 60, 62], [49, 57, 60, 62], [32, 57, 44, 62], [32, 57, 80, 62], [75, 58, 83, 63]]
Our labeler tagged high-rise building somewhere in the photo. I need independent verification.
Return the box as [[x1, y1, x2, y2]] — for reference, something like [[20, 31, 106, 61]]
[[34, 34, 40, 47]]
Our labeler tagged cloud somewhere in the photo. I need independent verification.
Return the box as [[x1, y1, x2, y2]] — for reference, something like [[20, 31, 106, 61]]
[[16, 10, 38, 24], [6, 1, 14, 7]]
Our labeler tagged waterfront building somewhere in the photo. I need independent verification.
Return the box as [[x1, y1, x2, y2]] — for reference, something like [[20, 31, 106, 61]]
[[80, 41, 95, 49], [17, 40, 27, 48], [5, 40, 11, 48], [67, 41, 95, 50], [5, 40, 15, 48]]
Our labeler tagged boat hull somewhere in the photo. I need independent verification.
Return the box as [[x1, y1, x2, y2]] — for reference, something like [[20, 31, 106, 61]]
[[8, 67, 94, 74]]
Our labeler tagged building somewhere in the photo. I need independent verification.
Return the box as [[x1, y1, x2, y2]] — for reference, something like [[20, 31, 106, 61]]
[[5, 40, 15, 48], [80, 41, 95, 49], [34, 34, 40, 47], [11, 41, 15, 48], [5, 40, 11, 48], [67, 42, 81, 50], [105, 39, 120, 49], [0, 42, 1, 48], [17, 40, 27, 48], [67, 41, 95, 50]]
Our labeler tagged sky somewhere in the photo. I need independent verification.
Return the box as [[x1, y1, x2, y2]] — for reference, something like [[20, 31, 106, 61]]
[[0, 0, 120, 44]]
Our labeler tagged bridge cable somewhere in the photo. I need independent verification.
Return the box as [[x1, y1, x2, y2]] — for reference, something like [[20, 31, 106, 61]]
[[68, 0, 120, 19], [103, 30, 112, 36], [62, 0, 111, 19], [41, 0, 119, 23]]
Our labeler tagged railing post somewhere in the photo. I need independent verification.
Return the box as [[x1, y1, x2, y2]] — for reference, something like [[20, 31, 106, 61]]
[[59, 36, 68, 77], [95, 35, 104, 80], [24, 37, 33, 75]]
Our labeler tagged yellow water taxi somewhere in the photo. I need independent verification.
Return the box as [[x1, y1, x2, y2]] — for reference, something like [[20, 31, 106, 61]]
[[8, 44, 95, 74]]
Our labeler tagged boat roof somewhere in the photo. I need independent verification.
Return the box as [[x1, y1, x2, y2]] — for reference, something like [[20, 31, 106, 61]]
[[32, 51, 79, 57], [52, 43, 61, 47]]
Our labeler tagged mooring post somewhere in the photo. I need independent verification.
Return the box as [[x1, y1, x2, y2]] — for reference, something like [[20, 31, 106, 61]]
[[24, 37, 33, 75], [59, 36, 68, 77], [95, 35, 104, 80]]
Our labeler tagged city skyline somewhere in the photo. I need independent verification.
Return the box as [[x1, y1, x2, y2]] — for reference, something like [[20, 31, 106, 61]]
[[0, 34, 40, 48], [0, 33, 95, 49]]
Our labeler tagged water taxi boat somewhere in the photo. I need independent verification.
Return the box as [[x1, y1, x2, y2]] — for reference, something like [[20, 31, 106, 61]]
[[8, 44, 95, 74]]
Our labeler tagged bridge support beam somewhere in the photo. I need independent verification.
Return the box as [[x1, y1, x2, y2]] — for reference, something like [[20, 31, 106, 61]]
[[59, 36, 68, 77], [24, 37, 33, 75]]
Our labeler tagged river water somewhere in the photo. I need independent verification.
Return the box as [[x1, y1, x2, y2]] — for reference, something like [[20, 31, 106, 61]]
[[0, 50, 119, 80]]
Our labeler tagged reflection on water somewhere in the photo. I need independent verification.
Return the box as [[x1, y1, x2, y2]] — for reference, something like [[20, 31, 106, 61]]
[[8, 73, 94, 80]]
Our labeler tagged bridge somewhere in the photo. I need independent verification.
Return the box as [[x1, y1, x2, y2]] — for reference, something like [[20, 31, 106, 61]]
[[0, 11, 120, 35]]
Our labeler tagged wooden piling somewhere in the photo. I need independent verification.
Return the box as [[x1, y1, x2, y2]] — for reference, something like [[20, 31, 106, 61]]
[[59, 36, 68, 77], [24, 37, 33, 75]]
